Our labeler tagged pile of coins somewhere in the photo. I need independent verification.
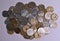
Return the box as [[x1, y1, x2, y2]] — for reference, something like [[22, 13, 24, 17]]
[[2, 2, 58, 39]]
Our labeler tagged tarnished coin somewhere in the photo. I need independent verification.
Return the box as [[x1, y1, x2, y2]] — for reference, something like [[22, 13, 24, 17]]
[[9, 6, 15, 13], [23, 25, 30, 32], [2, 11, 9, 17], [7, 30, 14, 35], [47, 6, 54, 12], [45, 12, 53, 20], [51, 13, 58, 21], [14, 28, 20, 34], [6, 24, 14, 31], [38, 4, 45, 11], [36, 22, 43, 28], [28, 2, 36, 8], [9, 18, 19, 27]]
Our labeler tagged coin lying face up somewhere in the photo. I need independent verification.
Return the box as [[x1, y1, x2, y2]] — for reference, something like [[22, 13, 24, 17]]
[[2, 2, 58, 39]]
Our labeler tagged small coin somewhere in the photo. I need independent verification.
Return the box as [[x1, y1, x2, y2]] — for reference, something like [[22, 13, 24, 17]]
[[34, 32, 40, 39], [47, 6, 54, 12], [27, 28, 35, 36], [7, 30, 14, 35], [2, 10, 9, 17], [38, 11, 44, 16], [30, 18, 38, 25], [9, 6, 15, 13], [23, 25, 29, 32], [51, 13, 58, 21], [28, 2, 36, 8], [38, 4, 45, 11], [45, 12, 53, 20]]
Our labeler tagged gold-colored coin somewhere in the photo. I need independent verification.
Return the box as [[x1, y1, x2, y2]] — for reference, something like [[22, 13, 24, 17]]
[[46, 6, 54, 12], [30, 18, 38, 25], [23, 25, 30, 32]]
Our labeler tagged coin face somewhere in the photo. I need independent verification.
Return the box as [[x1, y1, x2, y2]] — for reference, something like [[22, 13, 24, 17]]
[[23, 25, 29, 32], [51, 13, 58, 21], [47, 6, 54, 12], [45, 12, 53, 20], [27, 28, 35, 36]]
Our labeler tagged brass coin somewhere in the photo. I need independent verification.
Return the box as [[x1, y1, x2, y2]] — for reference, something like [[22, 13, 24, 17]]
[[7, 30, 14, 35], [30, 18, 38, 25], [47, 6, 54, 12], [23, 25, 30, 32]]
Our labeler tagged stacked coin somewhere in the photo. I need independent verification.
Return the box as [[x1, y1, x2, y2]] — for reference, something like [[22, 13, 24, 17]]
[[2, 2, 58, 39]]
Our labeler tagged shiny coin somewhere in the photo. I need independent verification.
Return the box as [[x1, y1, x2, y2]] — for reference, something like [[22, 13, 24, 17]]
[[51, 13, 58, 21], [38, 28, 45, 34], [47, 6, 54, 12], [45, 12, 53, 20], [27, 28, 35, 36]]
